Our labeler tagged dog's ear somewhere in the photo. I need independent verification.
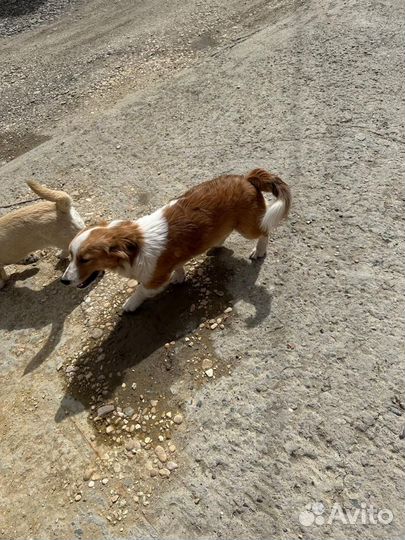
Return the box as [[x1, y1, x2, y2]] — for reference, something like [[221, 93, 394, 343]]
[[107, 238, 138, 261]]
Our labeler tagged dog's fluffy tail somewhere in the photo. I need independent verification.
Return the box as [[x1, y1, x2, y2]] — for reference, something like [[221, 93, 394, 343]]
[[245, 168, 291, 230], [26, 180, 72, 213]]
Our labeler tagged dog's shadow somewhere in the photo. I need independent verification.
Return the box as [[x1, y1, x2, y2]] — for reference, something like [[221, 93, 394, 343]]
[[0, 267, 87, 375], [55, 248, 272, 422]]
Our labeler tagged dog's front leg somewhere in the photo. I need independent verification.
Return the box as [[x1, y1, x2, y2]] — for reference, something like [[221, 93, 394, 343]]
[[122, 283, 165, 313], [171, 265, 185, 284]]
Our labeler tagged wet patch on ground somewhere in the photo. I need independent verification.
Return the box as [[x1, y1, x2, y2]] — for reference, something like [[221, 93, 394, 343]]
[[0, 131, 50, 163]]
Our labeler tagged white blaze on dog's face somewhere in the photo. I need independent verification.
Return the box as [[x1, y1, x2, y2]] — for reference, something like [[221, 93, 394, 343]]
[[61, 222, 141, 288], [62, 228, 96, 287]]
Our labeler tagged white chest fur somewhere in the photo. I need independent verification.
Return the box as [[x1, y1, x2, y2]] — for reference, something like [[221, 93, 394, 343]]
[[127, 207, 168, 283]]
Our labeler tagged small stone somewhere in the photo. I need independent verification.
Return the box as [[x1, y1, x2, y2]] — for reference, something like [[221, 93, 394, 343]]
[[75, 494, 82, 502], [224, 307, 233, 313], [150, 469, 159, 477], [210, 323, 218, 330], [202, 358, 213, 370], [125, 438, 141, 451], [128, 279, 138, 288], [111, 494, 119, 503], [167, 461, 178, 471], [106, 425, 114, 434], [56, 357, 64, 371], [173, 414, 183, 425], [123, 407, 134, 418], [159, 468, 170, 478], [83, 466, 95, 481], [168, 444, 176, 452], [102, 478, 109, 485], [144, 437, 152, 444], [88, 480, 95, 488], [97, 404, 115, 417], [150, 400, 158, 407], [90, 328, 103, 339], [155, 445, 167, 463], [205, 368, 214, 378]]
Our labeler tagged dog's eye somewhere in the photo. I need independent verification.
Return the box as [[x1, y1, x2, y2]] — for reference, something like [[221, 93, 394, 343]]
[[79, 257, 91, 264]]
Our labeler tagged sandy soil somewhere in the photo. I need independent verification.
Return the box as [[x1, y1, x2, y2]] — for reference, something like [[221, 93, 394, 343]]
[[0, 0, 404, 539]]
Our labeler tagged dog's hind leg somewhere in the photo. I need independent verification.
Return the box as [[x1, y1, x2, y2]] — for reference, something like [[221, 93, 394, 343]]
[[249, 235, 268, 260]]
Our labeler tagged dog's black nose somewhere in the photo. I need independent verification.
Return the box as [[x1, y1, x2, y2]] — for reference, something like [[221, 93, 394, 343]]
[[60, 278, 71, 285]]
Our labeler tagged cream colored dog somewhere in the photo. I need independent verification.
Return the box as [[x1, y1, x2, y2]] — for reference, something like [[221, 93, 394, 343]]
[[0, 181, 85, 289]]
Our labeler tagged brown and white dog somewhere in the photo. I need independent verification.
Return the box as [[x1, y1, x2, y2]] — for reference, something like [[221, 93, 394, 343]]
[[61, 169, 291, 312], [0, 181, 85, 289]]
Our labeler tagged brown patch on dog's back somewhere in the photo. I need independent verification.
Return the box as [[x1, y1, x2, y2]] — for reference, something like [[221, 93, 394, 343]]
[[147, 174, 267, 288]]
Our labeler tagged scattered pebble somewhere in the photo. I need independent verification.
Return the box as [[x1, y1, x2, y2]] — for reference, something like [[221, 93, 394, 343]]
[[75, 494, 82, 502], [155, 445, 167, 463], [202, 358, 213, 370], [159, 468, 170, 478], [123, 406, 134, 417], [210, 323, 218, 330], [125, 439, 141, 451], [128, 279, 138, 288], [173, 414, 183, 425], [90, 328, 103, 339], [83, 466, 95, 481], [167, 461, 178, 471], [97, 404, 115, 417], [205, 368, 214, 378]]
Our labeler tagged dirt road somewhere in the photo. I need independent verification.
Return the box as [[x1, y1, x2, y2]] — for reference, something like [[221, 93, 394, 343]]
[[0, 0, 404, 539]]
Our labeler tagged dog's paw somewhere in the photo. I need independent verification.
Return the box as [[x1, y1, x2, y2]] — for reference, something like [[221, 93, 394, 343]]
[[171, 267, 185, 284], [122, 295, 142, 313], [249, 248, 267, 260]]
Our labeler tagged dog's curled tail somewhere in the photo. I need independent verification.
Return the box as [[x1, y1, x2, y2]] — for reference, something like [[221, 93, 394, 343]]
[[26, 180, 72, 213], [245, 168, 291, 230]]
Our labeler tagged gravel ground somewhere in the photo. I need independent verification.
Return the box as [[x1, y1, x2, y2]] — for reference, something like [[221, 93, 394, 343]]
[[0, 0, 404, 539], [0, 0, 79, 37]]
